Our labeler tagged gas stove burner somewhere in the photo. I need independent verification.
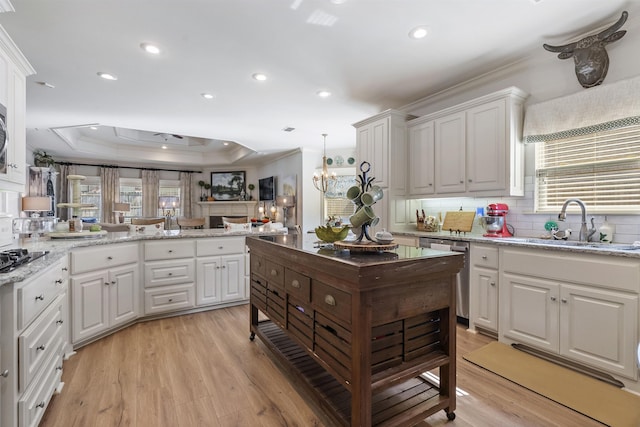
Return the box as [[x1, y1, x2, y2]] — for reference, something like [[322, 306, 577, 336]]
[[0, 249, 49, 273]]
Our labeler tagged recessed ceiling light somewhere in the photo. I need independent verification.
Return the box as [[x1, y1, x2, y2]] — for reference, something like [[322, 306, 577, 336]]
[[282, 127, 295, 132], [201, 93, 215, 99], [140, 43, 161, 54], [409, 26, 428, 39], [97, 72, 117, 81], [222, 142, 230, 146], [252, 73, 267, 81], [317, 90, 331, 98], [162, 145, 168, 150]]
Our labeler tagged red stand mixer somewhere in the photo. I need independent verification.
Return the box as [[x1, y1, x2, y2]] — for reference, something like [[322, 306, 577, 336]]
[[481, 203, 513, 237]]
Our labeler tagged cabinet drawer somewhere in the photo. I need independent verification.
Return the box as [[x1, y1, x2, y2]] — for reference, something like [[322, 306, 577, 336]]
[[471, 244, 498, 269], [312, 281, 352, 324], [250, 253, 266, 278], [71, 243, 138, 275], [18, 263, 66, 330], [144, 259, 195, 288], [18, 343, 63, 427], [196, 237, 245, 256], [285, 269, 310, 302], [144, 240, 194, 261], [19, 295, 65, 392], [144, 283, 195, 315], [265, 260, 284, 289]]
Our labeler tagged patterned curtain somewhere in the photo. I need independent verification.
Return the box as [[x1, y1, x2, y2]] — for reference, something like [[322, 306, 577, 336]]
[[142, 170, 159, 217], [55, 164, 76, 221], [179, 171, 193, 218], [100, 167, 119, 223]]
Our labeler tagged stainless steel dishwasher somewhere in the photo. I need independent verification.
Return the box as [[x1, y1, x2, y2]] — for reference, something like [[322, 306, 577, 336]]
[[419, 237, 470, 324]]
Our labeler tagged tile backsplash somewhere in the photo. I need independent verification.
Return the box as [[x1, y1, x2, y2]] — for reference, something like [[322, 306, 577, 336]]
[[405, 176, 640, 244]]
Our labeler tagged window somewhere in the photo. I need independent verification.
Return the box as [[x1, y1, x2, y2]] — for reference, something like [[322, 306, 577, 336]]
[[119, 178, 142, 221], [323, 175, 357, 224], [159, 180, 181, 218], [77, 176, 101, 220], [535, 124, 640, 213]]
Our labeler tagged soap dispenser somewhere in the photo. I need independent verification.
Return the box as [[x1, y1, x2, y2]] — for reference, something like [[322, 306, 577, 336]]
[[599, 216, 614, 243]]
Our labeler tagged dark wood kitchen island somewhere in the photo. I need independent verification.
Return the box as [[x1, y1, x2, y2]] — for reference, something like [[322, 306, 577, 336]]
[[247, 235, 464, 426]]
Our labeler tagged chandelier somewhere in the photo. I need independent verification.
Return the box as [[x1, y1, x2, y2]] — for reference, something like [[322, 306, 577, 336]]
[[312, 133, 337, 193]]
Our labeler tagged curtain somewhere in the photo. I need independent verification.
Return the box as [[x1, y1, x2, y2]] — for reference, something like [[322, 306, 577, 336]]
[[179, 171, 193, 218], [523, 75, 640, 143], [142, 170, 159, 217], [100, 167, 119, 223], [55, 164, 76, 221]]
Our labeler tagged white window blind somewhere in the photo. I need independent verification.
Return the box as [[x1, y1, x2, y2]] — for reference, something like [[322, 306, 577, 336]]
[[535, 125, 640, 213]]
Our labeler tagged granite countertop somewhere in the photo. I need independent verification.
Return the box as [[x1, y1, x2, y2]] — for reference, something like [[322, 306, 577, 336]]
[[391, 226, 640, 258], [0, 227, 286, 286]]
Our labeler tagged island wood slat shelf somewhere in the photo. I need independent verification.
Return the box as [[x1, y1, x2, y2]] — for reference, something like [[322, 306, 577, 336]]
[[246, 236, 463, 426]]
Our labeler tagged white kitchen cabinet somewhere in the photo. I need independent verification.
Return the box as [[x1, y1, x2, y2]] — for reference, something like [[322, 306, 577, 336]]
[[407, 120, 435, 197], [499, 247, 639, 381], [70, 244, 139, 344], [469, 244, 499, 334], [0, 26, 35, 192], [406, 87, 527, 199], [1, 255, 68, 427], [196, 237, 247, 306]]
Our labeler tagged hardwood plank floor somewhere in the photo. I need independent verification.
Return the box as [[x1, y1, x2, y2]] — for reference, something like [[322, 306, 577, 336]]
[[41, 305, 603, 427]]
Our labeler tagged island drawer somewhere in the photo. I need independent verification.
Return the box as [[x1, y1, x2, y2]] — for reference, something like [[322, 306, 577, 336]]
[[287, 297, 313, 349], [144, 240, 194, 261], [285, 269, 310, 302], [71, 243, 138, 275], [250, 253, 266, 278], [144, 259, 195, 288], [265, 260, 285, 289], [312, 281, 351, 324], [196, 237, 245, 256], [18, 261, 67, 330]]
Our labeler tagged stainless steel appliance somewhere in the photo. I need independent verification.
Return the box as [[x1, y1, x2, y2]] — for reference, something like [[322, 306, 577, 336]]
[[0, 248, 49, 273], [419, 237, 470, 323]]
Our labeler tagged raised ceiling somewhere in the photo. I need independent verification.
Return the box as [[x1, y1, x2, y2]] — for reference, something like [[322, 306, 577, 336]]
[[0, 0, 637, 169]]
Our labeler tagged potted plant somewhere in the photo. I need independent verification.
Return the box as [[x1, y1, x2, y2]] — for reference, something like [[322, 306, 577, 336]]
[[247, 183, 255, 200], [198, 180, 206, 201], [33, 149, 55, 168], [204, 183, 212, 201]]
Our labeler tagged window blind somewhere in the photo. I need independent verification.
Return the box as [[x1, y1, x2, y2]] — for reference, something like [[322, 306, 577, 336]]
[[535, 125, 640, 213]]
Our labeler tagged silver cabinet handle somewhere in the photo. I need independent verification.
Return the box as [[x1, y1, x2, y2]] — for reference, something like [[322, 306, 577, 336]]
[[291, 279, 300, 288], [324, 295, 336, 306], [216, 266, 220, 269], [111, 280, 116, 285], [561, 298, 568, 303], [36, 401, 46, 409], [37, 345, 45, 351], [56, 319, 64, 325], [35, 295, 44, 301], [482, 255, 488, 260], [55, 279, 63, 284], [8, 163, 18, 169], [490, 282, 496, 286], [218, 246, 224, 249], [168, 298, 173, 302], [168, 272, 173, 276], [104, 282, 110, 286], [221, 265, 226, 269], [550, 296, 557, 301], [168, 249, 173, 253], [56, 366, 63, 371], [62, 267, 68, 271], [107, 256, 113, 260], [1, 370, 9, 378]]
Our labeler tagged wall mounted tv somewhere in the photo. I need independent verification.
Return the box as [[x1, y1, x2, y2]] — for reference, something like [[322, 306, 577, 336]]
[[259, 176, 275, 201]]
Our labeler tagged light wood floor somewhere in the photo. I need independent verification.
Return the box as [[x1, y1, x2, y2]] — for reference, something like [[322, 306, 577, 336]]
[[41, 305, 603, 427]]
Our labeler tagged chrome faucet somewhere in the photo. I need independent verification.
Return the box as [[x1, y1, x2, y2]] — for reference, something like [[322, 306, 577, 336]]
[[558, 198, 588, 242]]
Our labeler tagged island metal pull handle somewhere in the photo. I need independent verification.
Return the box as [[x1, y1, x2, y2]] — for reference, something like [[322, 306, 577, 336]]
[[291, 280, 300, 288], [35, 295, 44, 301], [324, 295, 336, 306], [270, 269, 278, 276], [36, 401, 46, 409], [1, 369, 9, 378], [55, 279, 63, 284]]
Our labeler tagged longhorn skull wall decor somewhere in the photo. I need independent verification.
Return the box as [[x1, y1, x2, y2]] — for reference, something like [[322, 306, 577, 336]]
[[543, 11, 628, 88]]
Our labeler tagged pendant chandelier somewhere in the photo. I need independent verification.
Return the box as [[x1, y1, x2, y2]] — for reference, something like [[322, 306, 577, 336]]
[[312, 133, 337, 193]]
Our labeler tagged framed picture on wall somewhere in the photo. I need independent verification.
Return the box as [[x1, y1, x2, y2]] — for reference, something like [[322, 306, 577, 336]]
[[210, 171, 246, 201]]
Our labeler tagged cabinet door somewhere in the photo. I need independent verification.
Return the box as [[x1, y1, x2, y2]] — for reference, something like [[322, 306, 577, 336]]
[[108, 264, 139, 328], [71, 271, 109, 343], [196, 257, 222, 306], [434, 112, 465, 194], [560, 284, 638, 380], [466, 99, 506, 193], [221, 254, 245, 302], [500, 273, 559, 353], [408, 120, 435, 196], [357, 117, 389, 188], [470, 267, 498, 332], [7, 66, 26, 185]]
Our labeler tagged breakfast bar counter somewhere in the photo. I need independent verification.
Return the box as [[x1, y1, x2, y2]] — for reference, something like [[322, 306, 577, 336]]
[[246, 235, 464, 426]]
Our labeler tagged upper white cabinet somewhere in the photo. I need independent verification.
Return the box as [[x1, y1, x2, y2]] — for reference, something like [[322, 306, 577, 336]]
[[0, 25, 35, 191], [407, 87, 528, 198]]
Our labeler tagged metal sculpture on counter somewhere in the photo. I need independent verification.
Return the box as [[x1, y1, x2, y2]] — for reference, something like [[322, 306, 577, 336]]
[[347, 161, 383, 243], [543, 10, 628, 88]]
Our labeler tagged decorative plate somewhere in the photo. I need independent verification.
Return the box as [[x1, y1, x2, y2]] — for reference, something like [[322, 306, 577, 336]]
[[334, 155, 344, 166], [326, 158, 333, 165], [347, 157, 355, 165]]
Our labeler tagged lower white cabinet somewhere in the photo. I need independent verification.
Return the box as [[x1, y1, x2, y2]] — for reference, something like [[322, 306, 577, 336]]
[[70, 243, 139, 344], [499, 247, 639, 381], [469, 244, 499, 333], [196, 237, 246, 306], [0, 255, 68, 427]]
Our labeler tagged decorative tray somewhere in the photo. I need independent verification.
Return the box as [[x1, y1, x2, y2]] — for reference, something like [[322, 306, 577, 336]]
[[47, 230, 108, 239], [333, 241, 399, 252]]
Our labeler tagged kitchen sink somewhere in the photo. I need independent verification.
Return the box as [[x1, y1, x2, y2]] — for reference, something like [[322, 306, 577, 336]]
[[499, 237, 640, 251]]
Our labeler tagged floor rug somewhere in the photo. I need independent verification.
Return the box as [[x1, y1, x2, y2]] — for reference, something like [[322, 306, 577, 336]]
[[463, 341, 640, 427]]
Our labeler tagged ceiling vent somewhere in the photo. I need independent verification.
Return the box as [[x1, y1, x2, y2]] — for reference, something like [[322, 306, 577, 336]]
[[282, 127, 296, 132]]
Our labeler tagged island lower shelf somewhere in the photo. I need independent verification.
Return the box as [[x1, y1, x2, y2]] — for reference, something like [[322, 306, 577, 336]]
[[254, 320, 451, 427]]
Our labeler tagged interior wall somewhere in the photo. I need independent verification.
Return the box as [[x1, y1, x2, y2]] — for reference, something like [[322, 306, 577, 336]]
[[399, 17, 640, 244]]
